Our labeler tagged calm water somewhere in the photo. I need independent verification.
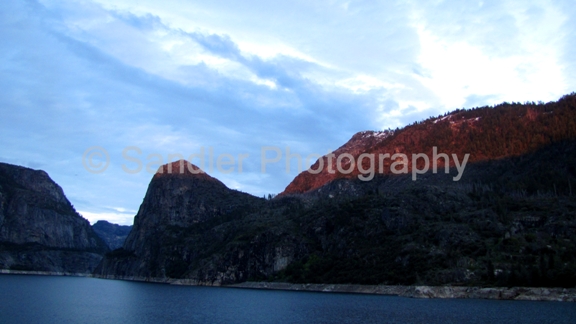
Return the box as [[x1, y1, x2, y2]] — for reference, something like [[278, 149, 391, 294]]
[[0, 275, 575, 324]]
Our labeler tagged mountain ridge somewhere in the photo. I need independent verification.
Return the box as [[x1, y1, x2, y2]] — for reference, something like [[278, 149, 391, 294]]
[[95, 93, 576, 287], [4, 94, 576, 289], [92, 220, 132, 250], [282, 93, 576, 195], [95, 138, 576, 287]]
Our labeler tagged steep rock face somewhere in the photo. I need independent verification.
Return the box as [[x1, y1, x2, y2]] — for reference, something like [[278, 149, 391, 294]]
[[124, 161, 254, 253], [0, 163, 108, 273], [95, 160, 276, 281], [92, 220, 132, 250], [282, 93, 576, 195]]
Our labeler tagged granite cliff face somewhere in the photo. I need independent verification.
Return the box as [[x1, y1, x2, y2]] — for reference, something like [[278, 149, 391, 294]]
[[92, 220, 132, 250], [0, 163, 108, 273], [123, 161, 258, 253], [95, 160, 277, 281]]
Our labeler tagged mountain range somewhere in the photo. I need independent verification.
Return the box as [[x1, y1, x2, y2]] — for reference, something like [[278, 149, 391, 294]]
[[2, 93, 576, 288], [95, 93, 576, 287]]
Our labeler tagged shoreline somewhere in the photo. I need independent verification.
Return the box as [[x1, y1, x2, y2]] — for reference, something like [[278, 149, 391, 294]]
[[223, 282, 576, 302], [0, 269, 92, 277], [3, 271, 575, 302], [95, 274, 576, 302]]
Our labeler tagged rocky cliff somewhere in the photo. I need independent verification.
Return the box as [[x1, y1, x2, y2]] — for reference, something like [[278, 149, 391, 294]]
[[0, 163, 108, 273], [92, 220, 132, 250], [95, 160, 271, 280]]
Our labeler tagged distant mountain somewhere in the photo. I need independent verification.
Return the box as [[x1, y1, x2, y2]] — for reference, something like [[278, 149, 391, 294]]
[[0, 163, 109, 273], [92, 221, 132, 250], [96, 94, 576, 288]]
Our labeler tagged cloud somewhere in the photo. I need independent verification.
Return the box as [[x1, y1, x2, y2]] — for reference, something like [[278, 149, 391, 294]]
[[0, 0, 391, 225], [409, 0, 570, 108], [187, 32, 241, 61], [2, 0, 575, 225]]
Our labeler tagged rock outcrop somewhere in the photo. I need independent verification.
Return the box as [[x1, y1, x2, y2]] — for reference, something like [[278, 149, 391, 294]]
[[227, 282, 576, 302], [95, 160, 272, 281], [0, 163, 108, 273]]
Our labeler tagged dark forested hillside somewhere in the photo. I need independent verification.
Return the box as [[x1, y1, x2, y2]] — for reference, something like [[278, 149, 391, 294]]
[[273, 141, 576, 287]]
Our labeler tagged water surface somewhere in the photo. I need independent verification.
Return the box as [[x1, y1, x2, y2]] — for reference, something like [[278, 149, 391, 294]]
[[1, 275, 575, 323]]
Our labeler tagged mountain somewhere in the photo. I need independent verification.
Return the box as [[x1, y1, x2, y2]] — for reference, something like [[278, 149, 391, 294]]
[[0, 163, 109, 273], [95, 160, 264, 280], [283, 93, 576, 195], [96, 95, 576, 288], [92, 221, 132, 250]]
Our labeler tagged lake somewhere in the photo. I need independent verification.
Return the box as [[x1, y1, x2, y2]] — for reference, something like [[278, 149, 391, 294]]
[[0, 274, 575, 323]]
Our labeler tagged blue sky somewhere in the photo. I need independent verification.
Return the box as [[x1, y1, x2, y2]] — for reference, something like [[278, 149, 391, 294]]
[[1, 0, 574, 225]]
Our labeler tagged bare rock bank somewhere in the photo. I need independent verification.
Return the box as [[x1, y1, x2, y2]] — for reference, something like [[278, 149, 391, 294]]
[[224, 282, 576, 302]]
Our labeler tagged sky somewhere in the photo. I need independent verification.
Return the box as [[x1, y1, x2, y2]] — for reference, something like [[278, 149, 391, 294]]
[[1, 0, 575, 225]]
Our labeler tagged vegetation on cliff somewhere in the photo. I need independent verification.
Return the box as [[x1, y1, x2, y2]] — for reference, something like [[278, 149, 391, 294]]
[[283, 92, 576, 194]]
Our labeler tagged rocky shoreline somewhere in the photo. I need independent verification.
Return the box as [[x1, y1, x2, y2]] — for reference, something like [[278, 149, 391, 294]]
[[224, 282, 576, 302], [5, 271, 575, 302], [0, 269, 91, 277]]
